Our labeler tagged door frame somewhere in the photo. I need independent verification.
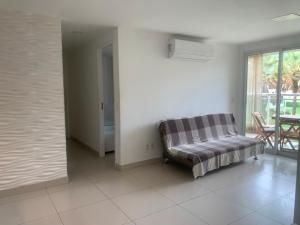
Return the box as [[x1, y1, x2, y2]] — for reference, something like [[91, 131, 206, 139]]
[[242, 46, 300, 157], [97, 43, 114, 158]]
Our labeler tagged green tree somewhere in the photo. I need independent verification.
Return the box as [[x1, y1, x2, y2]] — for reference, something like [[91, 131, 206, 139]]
[[282, 50, 300, 114], [262, 50, 300, 114]]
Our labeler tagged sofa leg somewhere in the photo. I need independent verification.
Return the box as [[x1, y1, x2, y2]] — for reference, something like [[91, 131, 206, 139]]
[[163, 157, 170, 164]]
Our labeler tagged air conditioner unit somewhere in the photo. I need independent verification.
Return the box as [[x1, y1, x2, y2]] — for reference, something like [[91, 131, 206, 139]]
[[168, 38, 214, 61]]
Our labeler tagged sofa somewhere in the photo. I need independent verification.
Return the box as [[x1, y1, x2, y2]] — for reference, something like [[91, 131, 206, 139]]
[[159, 113, 264, 178]]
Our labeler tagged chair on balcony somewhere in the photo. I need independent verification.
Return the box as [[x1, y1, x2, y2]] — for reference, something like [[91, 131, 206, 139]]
[[252, 112, 275, 148], [279, 120, 299, 150]]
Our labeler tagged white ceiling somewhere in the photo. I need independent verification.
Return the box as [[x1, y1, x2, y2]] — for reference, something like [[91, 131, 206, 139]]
[[1, 0, 300, 43]]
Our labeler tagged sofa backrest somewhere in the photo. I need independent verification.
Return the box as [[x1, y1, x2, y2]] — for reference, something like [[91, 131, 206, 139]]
[[159, 113, 238, 149]]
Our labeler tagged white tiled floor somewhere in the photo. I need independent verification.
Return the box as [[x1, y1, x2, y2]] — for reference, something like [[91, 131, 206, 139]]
[[49, 182, 107, 212], [0, 141, 297, 225], [180, 192, 252, 225]]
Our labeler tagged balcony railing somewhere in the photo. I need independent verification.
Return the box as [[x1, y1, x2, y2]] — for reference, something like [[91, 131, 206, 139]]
[[247, 92, 300, 125], [247, 92, 300, 151]]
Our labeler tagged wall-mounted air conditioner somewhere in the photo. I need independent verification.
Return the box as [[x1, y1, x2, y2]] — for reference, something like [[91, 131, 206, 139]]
[[168, 38, 214, 61]]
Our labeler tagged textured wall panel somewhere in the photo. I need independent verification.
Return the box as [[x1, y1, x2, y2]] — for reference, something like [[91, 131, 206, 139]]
[[0, 10, 67, 191]]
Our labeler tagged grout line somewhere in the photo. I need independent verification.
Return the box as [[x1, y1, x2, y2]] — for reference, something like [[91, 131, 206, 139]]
[[4, 151, 296, 225], [137, 185, 213, 224], [45, 190, 66, 225], [104, 186, 177, 223], [174, 190, 257, 225], [15, 213, 60, 225], [249, 196, 293, 225], [107, 196, 137, 224], [176, 203, 211, 225], [52, 198, 109, 214], [51, 193, 109, 214], [0, 189, 48, 206], [4, 192, 62, 225], [45, 178, 111, 214], [132, 204, 176, 223], [255, 210, 287, 225], [227, 210, 256, 225], [92, 182, 137, 224]]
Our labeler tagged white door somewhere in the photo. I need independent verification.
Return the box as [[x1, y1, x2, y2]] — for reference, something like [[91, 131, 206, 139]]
[[97, 44, 114, 157]]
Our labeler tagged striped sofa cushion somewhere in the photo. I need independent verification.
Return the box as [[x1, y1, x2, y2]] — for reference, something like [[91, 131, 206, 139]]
[[159, 113, 239, 149], [171, 135, 261, 164]]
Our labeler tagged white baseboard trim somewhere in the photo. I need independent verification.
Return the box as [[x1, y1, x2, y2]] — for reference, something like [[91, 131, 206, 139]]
[[116, 157, 162, 170], [0, 177, 68, 198]]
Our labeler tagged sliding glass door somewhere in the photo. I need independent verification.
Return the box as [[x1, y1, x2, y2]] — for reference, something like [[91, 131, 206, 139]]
[[245, 52, 279, 150], [245, 48, 300, 154], [279, 49, 300, 151]]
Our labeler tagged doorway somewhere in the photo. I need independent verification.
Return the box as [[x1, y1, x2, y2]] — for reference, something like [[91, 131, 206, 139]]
[[244, 48, 300, 156], [99, 44, 115, 157], [61, 22, 119, 171]]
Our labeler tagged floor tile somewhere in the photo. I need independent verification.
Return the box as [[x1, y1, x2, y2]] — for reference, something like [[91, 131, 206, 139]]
[[0, 195, 56, 225], [274, 168, 297, 184], [214, 183, 279, 210], [2, 141, 296, 225], [49, 183, 107, 212], [127, 165, 169, 185], [153, 178, 211, 203], [59, 200, 130, 225], [180, 193, 252, 225], [230, 212, 281, 225], [88, 169, 127, 183], [95, 175, 147, 198], [112, 188, 174, 220], [0, 190, 48, 205], [20, 214, 63, 225], [259, 197, 294, 225], [246, 174, 296, 197], [128, 163, 190, 186], [134, 205, 208, 225], [46, 179, 90, 194], [195, 170, 240, 191]]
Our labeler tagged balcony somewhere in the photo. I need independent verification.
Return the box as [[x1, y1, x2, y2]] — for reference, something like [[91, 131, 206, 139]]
[[246, 92, 300, 152]]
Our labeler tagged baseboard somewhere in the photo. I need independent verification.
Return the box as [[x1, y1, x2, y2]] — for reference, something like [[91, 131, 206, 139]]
[[265, 149, 277, 155], [0, 177, 68, 198], [265, 149, 297, 160], [278, 150, 298, 159], [116, 157, 162, 170]]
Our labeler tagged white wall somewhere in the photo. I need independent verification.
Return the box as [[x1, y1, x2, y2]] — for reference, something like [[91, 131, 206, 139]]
[[117, 27, 241, 165], [0, 10, 67, 191], [65, 30, 116, 154]]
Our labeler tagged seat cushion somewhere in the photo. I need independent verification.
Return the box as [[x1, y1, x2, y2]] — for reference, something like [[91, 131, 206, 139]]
[[160, 113, 238, 149], [170, 135, 262, 165]]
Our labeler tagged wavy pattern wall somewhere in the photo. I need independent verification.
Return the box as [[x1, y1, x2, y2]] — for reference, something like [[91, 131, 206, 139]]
[[0, 10, 67, 191]]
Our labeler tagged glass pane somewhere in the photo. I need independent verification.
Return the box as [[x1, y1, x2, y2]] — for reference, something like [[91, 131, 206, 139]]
[[279, 49, 300, 151], [245, 52, 279, 150]]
